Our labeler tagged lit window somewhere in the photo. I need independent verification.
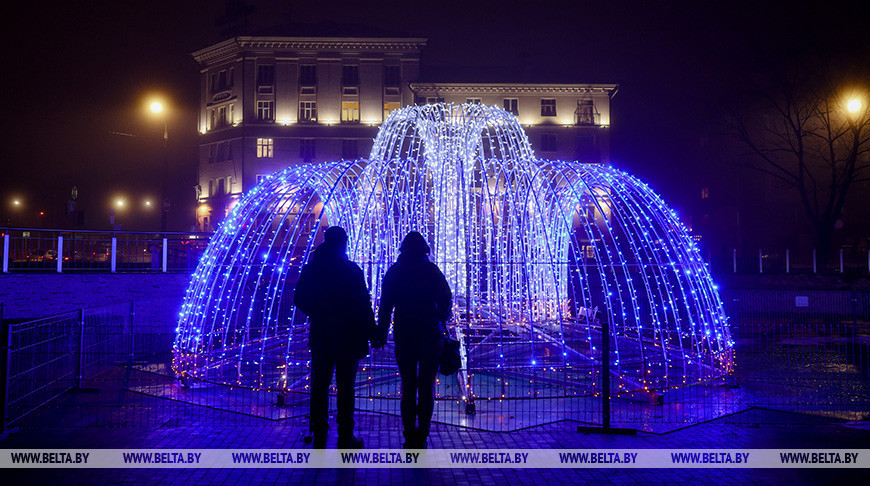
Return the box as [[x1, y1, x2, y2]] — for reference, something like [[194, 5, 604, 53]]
[[342, 140, 358, 160], [300, 101, 317, 122], [341, 101, 360, 123], [257, 138, 274, 158], [466, 98, 482, 105], [257, 101, 274, 121], [585, 245, 595, 259], [384, 102, 401, 120], [503, 98, 518, 116], [541, 99, 556, 117], [541, 134, 557, 152], [701, 187, 710, 199], [300, 139, 316, 163]]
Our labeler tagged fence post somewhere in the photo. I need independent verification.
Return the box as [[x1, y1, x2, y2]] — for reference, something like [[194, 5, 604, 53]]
[[128, 300, 135, 364], [601, 319, 611, 430], [732, 248, 737, 273], [786, 249, 790, 274], [840, 248, 844, 274], [111, 237, 117, 273], [813, 248, 817, 274], [758, 248, 763, 274], [0, 303, 14, 438], [57, 236, 63, 273], [75, 308, 85, 392], [2, 234, 8, 273], [162, 238, 168, 273]]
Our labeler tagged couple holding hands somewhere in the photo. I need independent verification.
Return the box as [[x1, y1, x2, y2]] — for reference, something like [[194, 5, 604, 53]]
[[294, 227, 452, 449]]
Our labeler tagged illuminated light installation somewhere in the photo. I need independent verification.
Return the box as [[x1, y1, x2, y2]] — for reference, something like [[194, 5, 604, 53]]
[[173, 103, 732, 405]]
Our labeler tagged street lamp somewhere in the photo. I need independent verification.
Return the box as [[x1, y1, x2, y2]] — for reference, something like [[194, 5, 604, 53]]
[[847, 98, 862, 114], [148, 99, 169, 233]]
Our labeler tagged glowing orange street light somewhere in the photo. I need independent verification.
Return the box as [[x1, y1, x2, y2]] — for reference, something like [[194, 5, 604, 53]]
[[847, 98, 862, 114]]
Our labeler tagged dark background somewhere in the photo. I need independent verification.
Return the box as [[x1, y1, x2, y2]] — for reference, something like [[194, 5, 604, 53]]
[[1, 0, 868, 232]]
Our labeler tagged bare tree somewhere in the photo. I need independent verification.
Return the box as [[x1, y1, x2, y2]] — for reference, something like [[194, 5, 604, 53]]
[[727, 66, 870, 262]]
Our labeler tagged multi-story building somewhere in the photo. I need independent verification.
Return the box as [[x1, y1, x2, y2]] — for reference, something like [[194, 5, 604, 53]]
[[192, 35, 617, 231]]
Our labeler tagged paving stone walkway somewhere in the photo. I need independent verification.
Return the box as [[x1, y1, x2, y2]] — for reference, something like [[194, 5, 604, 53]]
[[2, 392, 869, 485]]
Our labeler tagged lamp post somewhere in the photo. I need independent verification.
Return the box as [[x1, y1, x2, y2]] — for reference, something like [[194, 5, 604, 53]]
[[150, 101, 169, 233]]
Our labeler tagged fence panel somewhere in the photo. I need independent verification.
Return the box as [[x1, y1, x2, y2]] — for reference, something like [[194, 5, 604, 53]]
[[4, 302, 132, 429]]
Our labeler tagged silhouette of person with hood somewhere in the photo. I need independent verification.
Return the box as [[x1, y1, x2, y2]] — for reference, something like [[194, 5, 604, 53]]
[[294, 226, 374, 449], [375, 231, 452, 448]]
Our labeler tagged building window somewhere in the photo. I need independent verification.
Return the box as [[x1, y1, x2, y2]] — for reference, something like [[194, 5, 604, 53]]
[[257, 101, 274, 121], [426, 97, 444, 105], [384, 65, 400, 95], [228, 103, 234, 124], [541, 99, 557, 117], [217, 178, 226, 196], [209, 110, 216, 130], [300, 139, 316, 162], [257, 65, 275, 87], [341, 101, 360, 123], [299, 65, 317, 93], [211, 68, 233, 93], [701, 187, 710, 199], [256, 174, 269, 184], [300, 101, 317, 122], [342, 65, 359, 94], [342, 140, 359, 160], [466, 98, 482, 105], [208, 144, 217, 163], [208, 179, 214, 197], [384, 65, 401, 87], [541, 134, 557, 152], [218, 106, 227, 127], [257, 138, 274, 158], [503, 98, 518, 116], [384, 102, 401, 119], [574, 99, 596, 125], [216, 142, 227, 162]]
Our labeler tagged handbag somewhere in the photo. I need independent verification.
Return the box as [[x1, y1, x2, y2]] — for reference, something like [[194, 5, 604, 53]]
[[439, 336, 462, 375]]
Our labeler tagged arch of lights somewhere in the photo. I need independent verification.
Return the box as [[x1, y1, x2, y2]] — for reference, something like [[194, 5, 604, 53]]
[[173, 103, 732, 406]]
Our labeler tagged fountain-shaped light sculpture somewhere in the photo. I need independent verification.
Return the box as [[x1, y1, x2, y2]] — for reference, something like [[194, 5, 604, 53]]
[[174, 103, 732, 405]]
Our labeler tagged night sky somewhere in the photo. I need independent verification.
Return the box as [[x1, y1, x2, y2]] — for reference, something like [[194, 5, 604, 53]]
[[2, 0, 868, 231]]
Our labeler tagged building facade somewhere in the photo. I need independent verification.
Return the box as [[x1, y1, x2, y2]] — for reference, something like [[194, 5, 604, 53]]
[[192, 36, 617, 231]]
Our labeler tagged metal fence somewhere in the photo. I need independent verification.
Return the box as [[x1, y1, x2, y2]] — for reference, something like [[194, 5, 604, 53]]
[[707, 246, 870, 275], [0, 302, 132, 432], [1, 228, 210, 273], [1, 290, 868, 432]]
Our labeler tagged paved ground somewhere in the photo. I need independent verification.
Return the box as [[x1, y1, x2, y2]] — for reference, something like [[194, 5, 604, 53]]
[[2, 391, 869, 485]]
